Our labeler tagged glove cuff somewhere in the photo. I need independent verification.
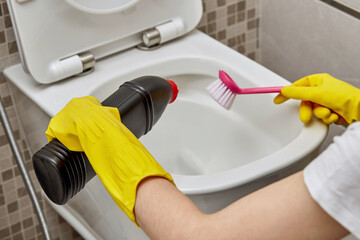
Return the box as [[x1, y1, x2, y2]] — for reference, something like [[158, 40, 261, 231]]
[[95, 144, 175, 225]]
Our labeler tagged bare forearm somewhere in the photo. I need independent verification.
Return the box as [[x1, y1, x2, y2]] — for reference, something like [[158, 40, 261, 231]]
[[134, 177, 207, 239], [208, 171, 349, 239], [134, 172, 349, 240]]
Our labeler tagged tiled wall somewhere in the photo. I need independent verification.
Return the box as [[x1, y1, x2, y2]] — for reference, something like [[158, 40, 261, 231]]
[[0, 1, 79, 240], [198, 0, 260, 61], [0, 0, 260, 239]]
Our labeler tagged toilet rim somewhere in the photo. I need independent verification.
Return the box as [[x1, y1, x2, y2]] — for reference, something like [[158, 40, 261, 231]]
[[171, 118, 327, 195]]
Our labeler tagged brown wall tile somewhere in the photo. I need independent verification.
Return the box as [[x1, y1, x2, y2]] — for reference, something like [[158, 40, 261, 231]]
[[22, 217, 33, 229], [0, 195, 5, 206], [1, 168, 13, 181], [238, 1, 246, 11], [0, 31, 5, 44], [0, 227, 10, 238], [10, 222, 21, 234], [7, 201, 18, 214]]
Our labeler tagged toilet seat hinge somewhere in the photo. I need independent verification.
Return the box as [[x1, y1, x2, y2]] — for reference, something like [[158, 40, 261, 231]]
[[50, 51, 96, 80], [137, 19, 185, 51], [76, 52, 96, 76]]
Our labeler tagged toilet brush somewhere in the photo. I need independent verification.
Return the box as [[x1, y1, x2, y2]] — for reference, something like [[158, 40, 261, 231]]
[[207, 70, 283, 110]]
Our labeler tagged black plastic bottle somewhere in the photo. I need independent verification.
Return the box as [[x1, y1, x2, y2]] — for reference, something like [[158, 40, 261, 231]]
[[32, 76, 178, 205]]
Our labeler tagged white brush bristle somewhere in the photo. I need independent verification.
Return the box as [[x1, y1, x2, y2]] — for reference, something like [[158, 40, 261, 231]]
[[206, 79, 236, 110]]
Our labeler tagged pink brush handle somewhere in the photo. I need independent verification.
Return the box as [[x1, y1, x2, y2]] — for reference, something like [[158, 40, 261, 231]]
[[219, 71, 283, 94], [238, 86, 283, 94]]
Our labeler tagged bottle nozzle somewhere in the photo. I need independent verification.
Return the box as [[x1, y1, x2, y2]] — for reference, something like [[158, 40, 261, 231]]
[[166, 79, 178, 103]]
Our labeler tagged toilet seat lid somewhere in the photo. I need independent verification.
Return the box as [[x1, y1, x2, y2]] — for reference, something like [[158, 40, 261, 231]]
[[7, 0, 202, 84]]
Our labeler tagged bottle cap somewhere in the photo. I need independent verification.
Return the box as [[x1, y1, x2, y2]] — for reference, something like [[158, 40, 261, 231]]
[[166, 79, 178, 103]]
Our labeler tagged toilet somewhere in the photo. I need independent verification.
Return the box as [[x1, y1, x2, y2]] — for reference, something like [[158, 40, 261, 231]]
[[4, 0, 328, 239]]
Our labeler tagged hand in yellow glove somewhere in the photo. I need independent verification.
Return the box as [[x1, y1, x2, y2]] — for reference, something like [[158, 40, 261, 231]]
[[274, 73, 360, 125], [45, 96, 174, 224]]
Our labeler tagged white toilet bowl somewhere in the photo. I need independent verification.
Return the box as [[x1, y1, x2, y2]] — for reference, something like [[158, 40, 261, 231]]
[[4, 1, 328, 239], [5, 30, 327, 240]]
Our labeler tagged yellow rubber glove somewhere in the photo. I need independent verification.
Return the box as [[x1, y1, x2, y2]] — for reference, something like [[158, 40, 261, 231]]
[[274, 73, 360, 125], [45, 96, 174, 224]]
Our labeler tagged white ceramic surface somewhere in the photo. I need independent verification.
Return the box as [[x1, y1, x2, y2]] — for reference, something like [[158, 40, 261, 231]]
[[5, 31, 328, 239]]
